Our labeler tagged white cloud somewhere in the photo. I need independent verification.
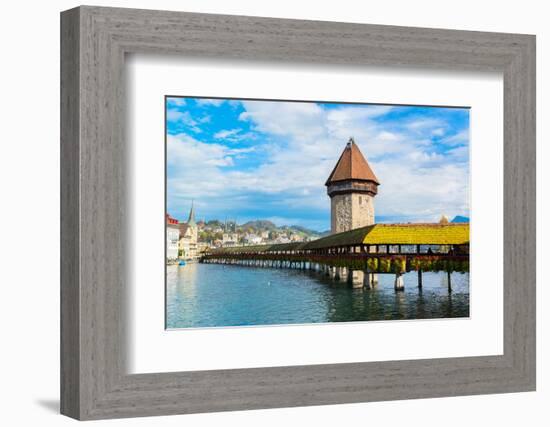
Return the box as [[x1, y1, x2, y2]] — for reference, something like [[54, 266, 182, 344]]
[[166, 97, 186, 106], [240, 101, 326, 140], [405, 118, 444, 131], [442, 129, 469, 146], [166, 109, 184, 121], [374, 160, 469, 221], [195, 98, 225, 106], [213, 128, 259, 144], [166, 109, 202, 133], [214, 129, 241, 139]]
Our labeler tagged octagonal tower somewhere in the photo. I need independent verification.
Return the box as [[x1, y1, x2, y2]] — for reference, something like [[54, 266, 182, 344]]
[[325, 138, 380, 234]]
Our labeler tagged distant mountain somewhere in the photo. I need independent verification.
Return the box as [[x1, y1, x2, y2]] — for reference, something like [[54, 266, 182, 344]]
[[451, 216, 470, 223], [240, 220, 277, 230], [235, 220, 325, 240]]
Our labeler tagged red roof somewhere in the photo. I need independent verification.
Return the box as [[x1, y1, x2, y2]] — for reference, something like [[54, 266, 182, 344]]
[[166, 214, 179, 225], [325, 139, 379, 185]]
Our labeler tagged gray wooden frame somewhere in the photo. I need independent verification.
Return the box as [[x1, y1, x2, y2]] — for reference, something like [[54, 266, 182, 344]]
[[60, 5, 536, 420]]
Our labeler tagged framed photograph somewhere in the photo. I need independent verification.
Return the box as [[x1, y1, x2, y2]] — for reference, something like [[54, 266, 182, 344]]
[[164, 97, 471, 330], [61, 6, 536, 420]]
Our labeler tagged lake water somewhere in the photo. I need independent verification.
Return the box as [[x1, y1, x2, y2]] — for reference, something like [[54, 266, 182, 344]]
[[166, 263, 470, 329]]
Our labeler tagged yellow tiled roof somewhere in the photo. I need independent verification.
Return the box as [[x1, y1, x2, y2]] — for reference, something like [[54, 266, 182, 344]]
[[362, 223, 469, 245], [304, 223, 469, 249]]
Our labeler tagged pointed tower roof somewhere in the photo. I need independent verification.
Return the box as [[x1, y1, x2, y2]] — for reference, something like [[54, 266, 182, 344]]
[[187, 201, 196, 227], [325, 138, 379, 185]]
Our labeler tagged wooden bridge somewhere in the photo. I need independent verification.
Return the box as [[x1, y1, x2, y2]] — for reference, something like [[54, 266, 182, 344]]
[[201, 223, 469, 291]]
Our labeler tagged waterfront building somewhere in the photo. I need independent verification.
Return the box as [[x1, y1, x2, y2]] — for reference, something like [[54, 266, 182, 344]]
[[222, 232, 239, 247], [197, 242, 210, 254], [166, 214, 180, 261], [178, 203, 199, 260], [325, 137, 380, 285], [326, 137, 379, 234], [290, 234, 304, 242], [244, 234, 262, 245]]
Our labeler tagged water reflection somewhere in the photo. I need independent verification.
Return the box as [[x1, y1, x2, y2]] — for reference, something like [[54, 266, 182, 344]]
[[166, 263, 469, 329]]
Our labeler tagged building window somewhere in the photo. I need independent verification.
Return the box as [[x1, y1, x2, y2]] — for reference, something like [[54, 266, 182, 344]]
[[359, 196, 362, 205]]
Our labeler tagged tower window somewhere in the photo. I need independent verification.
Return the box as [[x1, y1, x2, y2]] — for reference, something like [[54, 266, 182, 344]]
[[359, 196, 362, 205]]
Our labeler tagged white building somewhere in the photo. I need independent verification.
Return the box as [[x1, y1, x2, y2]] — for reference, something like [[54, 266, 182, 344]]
[[222, 232, 239, 247], [290, 233, 304, 242], [166, 214, 180, 261], [274, 236, 291, 244], [244, 234, 262, 245]]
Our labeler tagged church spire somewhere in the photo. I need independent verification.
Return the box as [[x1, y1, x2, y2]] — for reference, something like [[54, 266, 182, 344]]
[[187, 201, 196, 227]]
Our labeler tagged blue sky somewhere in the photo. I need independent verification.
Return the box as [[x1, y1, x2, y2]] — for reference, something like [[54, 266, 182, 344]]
[[166, 97, 470, 231]]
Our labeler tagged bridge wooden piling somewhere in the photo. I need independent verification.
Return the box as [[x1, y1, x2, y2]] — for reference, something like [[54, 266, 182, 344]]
[[363, 271, 371, 289], [394, 272, 405, 291], [350, 270, 364, 288], [337, 267, 347, 282]]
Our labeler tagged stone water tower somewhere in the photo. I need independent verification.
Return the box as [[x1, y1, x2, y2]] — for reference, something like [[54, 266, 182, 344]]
[[325, 138, 379, 234]]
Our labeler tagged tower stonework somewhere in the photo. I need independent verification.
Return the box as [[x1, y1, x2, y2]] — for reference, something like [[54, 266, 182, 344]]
[[326, 138, 379, 234]]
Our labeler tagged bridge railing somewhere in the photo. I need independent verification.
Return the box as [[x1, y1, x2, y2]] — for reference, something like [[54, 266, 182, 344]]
[[201, 252, 469, 273]]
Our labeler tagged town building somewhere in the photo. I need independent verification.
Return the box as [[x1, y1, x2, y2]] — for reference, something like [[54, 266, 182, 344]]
[[166, 214, 180, 261], [274, 236, 291, 244], [224, 219, 237, 233], [243, 233, 262, 245], [178, 203, 199, 260], [222, 232, 239, 247], [197, 242, 210, 254], [290, 234, 304, 242], [325, 137, 379, 234]]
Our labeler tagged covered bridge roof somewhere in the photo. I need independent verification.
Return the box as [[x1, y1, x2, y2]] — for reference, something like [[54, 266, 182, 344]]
[[305, 223, 469, 249]]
